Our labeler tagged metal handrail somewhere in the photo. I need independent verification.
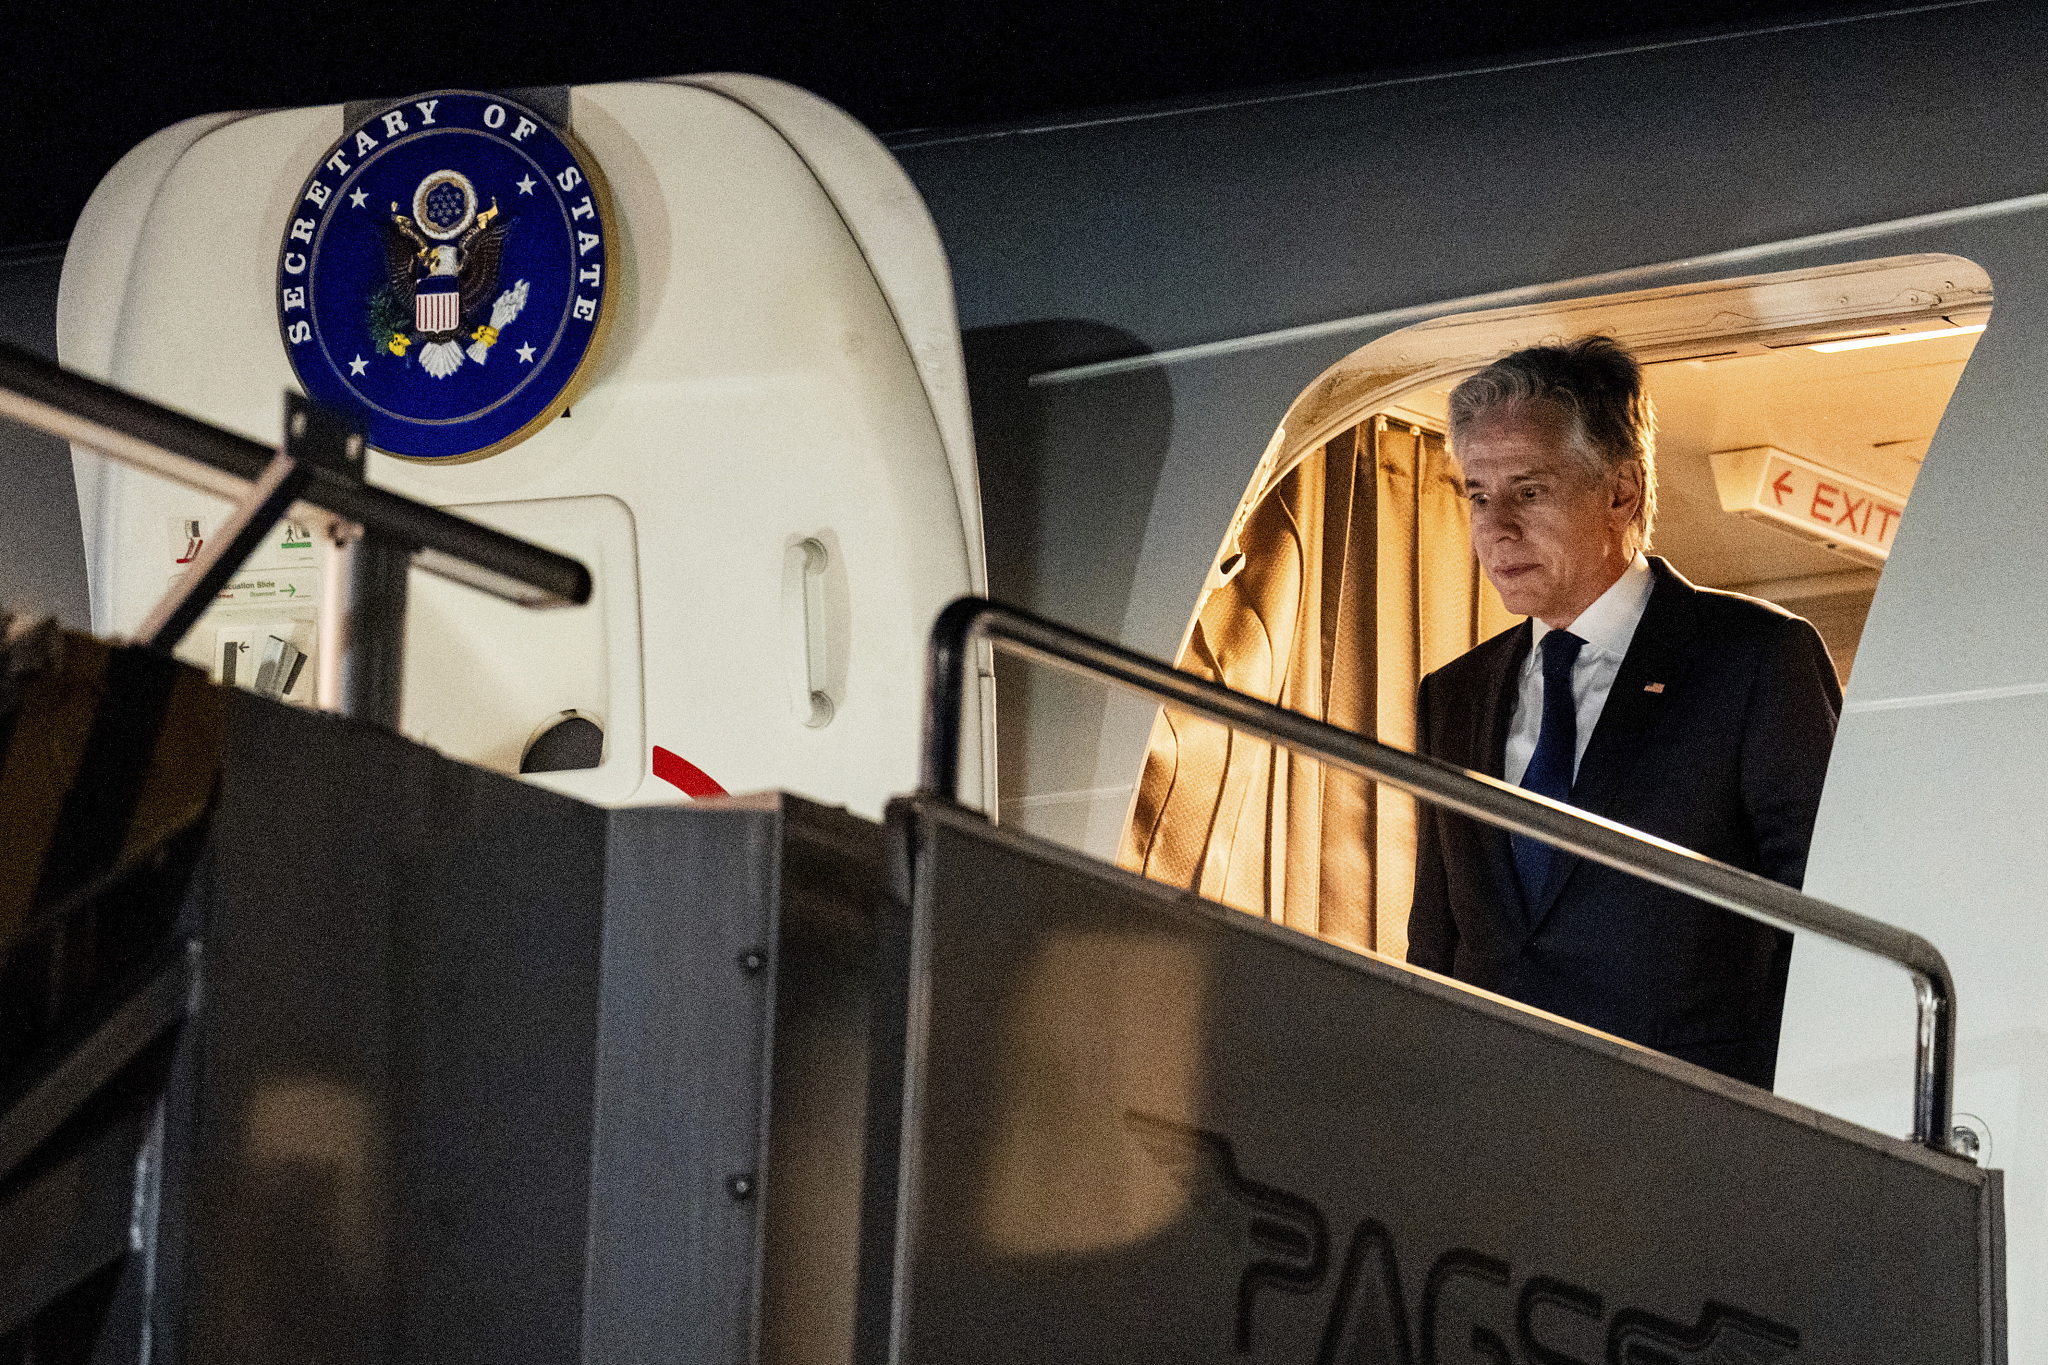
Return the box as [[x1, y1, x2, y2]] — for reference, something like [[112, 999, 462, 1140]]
[[920, 596, 1961, 1157], [0, 341, 589, 608]]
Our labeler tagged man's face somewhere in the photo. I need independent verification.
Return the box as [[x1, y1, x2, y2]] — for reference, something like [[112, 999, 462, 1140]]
[[1459, 403, 1640, 628]]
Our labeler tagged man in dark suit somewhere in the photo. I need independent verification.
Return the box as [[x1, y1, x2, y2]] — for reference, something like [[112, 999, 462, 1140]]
[[1406, 336, 1841, 1090]]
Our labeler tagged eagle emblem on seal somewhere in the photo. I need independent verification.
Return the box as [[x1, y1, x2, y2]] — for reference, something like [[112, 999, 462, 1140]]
[[376, 169, 528, 379]]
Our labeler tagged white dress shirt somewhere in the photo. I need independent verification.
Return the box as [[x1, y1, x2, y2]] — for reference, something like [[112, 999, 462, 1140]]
[[1503, 553, 1655, 788]]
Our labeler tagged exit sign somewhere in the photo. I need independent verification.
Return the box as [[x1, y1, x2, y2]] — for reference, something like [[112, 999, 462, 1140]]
[[1708, 446, 1907, 566]]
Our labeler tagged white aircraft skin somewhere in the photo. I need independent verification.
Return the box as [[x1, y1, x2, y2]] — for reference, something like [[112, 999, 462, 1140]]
[[16, 0, 2048, 1356]]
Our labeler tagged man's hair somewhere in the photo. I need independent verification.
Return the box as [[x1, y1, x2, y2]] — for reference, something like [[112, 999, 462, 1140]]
[[1447, 335, 1658, 556]]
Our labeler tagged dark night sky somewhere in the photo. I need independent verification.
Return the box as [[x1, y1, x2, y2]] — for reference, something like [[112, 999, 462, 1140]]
[[3, 0, 1893, 251]]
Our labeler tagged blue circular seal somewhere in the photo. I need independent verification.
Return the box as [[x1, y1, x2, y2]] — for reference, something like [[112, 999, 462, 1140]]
[[277, 90, 614, 461]]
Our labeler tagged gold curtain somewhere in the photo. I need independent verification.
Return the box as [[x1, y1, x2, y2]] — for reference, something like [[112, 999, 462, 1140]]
[[1118, 415, 1515, 955]]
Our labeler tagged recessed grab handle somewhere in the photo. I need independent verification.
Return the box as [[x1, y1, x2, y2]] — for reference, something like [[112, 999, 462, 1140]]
[[788, 538, 834, 728]]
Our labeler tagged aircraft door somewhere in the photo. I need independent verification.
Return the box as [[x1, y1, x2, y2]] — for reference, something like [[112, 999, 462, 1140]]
[[59, 78, 989, 818]]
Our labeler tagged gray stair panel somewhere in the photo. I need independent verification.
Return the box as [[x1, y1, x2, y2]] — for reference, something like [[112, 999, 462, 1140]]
[[872, 797, 2001, 1365]]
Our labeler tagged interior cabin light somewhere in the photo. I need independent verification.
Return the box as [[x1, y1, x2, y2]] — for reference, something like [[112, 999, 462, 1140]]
[[1808, 323, 1986, 353]]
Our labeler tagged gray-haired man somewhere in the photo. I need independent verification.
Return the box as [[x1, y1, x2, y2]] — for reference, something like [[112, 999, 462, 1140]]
[[1406, 336, 1841, 1089]]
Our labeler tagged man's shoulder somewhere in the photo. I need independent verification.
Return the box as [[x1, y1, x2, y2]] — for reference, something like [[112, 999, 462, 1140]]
[[1648, 558, 1813, 649], [1423, 621, 1527, 694], [1673, 579, 1812, 646]]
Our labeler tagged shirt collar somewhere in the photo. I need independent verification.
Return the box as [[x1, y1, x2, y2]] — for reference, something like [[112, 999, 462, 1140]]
[[1530, 553, 1653, 660]]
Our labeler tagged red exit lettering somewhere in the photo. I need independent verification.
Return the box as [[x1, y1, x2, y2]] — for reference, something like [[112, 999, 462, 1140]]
[[1809, 482, 1840, 522], [1750, 453, 1905, 555]]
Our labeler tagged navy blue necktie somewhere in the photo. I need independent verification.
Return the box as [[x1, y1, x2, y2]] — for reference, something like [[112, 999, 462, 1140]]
[[1512, 628, 1585, 904]]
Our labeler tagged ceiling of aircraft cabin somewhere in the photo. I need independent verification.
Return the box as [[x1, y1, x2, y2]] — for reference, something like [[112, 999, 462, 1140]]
[[1641, 334, 1976, 592], [0, 0, 1920, 251]]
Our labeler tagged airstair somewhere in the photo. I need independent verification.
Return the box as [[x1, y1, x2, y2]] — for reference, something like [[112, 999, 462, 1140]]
[[0, 347, 2005, 1363]]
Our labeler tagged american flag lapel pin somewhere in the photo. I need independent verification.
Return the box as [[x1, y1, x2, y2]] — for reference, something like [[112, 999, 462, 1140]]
[[1644, 682, 1665, 694]]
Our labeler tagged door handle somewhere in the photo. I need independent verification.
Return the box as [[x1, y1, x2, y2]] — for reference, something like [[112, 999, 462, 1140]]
[[787, 538, 834, 728]]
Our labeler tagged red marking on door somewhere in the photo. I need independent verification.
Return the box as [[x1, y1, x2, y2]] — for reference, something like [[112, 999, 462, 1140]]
[[652, 746, 727, 798]]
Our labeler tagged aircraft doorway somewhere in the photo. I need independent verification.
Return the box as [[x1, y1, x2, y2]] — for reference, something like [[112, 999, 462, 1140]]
[[1118, 253, 1991, 959]]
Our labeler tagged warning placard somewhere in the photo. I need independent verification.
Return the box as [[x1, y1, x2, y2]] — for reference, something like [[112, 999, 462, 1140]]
[[154, 513, 323, 708], [211, 570, 318, 606]]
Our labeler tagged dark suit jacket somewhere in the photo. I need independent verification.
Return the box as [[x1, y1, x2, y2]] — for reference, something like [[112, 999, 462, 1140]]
[[1406, 557, 1842, 1089]]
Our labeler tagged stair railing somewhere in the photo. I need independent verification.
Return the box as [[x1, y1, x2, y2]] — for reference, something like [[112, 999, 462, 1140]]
[[920, 595, 1961, 1157], [0, 342, 589, 726]]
